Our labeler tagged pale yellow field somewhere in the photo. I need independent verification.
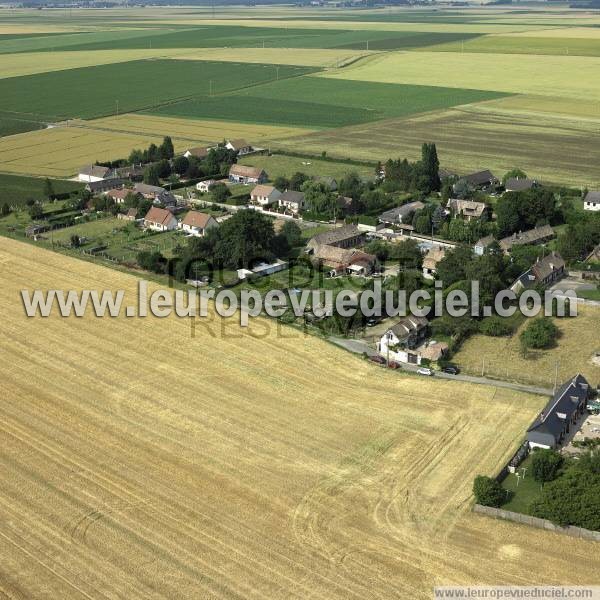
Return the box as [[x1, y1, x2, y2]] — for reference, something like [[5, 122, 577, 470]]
[[83, 114, 314, 145], [484, 94, 600, 120], [0, 127, 171, 177], [453, 306, 600, 387], [173, 47, 371, 68], [504, 26, 600, 39], [321, 51, 600, 101], [0, 49, 193, 79], [0, 117, 312, 177], [1, 237, 600, 599]]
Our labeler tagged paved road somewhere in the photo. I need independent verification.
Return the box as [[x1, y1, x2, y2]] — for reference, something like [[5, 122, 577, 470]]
[[328, 336, 553, 397]]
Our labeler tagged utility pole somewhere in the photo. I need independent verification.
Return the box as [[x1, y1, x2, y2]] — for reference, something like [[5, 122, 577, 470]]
[[276, 66, 280, 81], [481, 357, 485, 377]]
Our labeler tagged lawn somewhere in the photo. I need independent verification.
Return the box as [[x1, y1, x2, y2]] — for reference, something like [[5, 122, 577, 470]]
[[452, 306, 600, 387], [0, 173, 82, 207], [47, 216, 128, 245], [238, 153, 373, 180], [500, 455, 543, 514], [150, 76, 507, 129], [0, 59, 317, 123]]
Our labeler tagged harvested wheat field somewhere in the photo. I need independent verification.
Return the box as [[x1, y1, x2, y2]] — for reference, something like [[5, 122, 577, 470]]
[[1, 237, 600, 599]]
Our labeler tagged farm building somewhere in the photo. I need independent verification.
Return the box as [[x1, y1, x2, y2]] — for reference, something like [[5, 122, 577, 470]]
[[229, 165, 267, 184], [447, 199, 487, 222], [143, 206, 178, 232], [499, 225, 555, 254], [510, 252, 566, 293], [179, 211, 218, 237], [379, 201, 425, 225], [311, 245, 377, 276], [85, 178, 127, 194], [306, 225, 364, 253], [237, 260, 288, 280], [526, 374, 591, 449], [422, 246, 446, 280], [279, 190, 305, 214], [78, 164, 116, 183], [225, 139, 253, 155], [250, 185, 282, 207], [504, 177, 538, 192], [584, 191, 600, 212]]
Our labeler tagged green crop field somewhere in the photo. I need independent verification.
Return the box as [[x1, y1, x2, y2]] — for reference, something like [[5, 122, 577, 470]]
[[150, 77, 507, 128], [0, 59, 316, 129], [425, 35, 600, 57]]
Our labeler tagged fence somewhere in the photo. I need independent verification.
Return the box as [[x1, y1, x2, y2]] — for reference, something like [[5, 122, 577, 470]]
[[473, 504, 600, 542]]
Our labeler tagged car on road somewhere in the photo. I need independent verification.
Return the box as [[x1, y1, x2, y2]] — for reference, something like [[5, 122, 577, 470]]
[[442, 365, 460, 375], [417, 367, 434, 376], [388, 361, 402, 370]]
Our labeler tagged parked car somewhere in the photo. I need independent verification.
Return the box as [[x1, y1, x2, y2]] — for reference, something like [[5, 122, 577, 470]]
[[388, 361, 401, 370], [417, 367, 434, 376], [442, 365, 460, 375], [369, 355, 386, 365]]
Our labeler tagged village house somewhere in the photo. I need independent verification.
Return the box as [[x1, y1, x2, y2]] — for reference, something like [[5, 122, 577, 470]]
[[225, 139, 253, 155], [196, 179, 217, 193], [229, 164, 267, 184], [178, 211, 218, 237], [422, 246, 446, 280], [474, 235, 495, 256], [143, 206, 178, 232], [510, 251, 566, 293], [134, 183, 176, 206], [312, 245, 377, 277], [78, 164, 116, 183], [313, 176, 338, 191], [526, 374, 590, 449], [104, 188, 139, 204], [584, 191, 600, 212], [306, 224, 364, 254], [184, 146, 211, 160], [447, 199, 487, 222], [504, 177, 538, 192], [459, 169, 498, 190], [378, 201, 425, 226], [250, 184, 282, 207], [377, 316, 442, 366], [279, 190, 305, 214], [117, 208, 139, 222], [499, 224, 555, 254]]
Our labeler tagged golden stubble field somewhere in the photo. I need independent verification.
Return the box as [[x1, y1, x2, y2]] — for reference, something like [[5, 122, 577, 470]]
[[1, 237, 600, 599]]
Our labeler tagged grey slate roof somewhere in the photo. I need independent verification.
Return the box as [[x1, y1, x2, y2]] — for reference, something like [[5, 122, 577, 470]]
[[505, 177, 536, 192], [463, 170, 496, 187], [584, 191, 600, 204], [379, 201, 425, 223], [308, 224, 362, 247], [527, 374, 590, 445], [279, 190, 305, 205]]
